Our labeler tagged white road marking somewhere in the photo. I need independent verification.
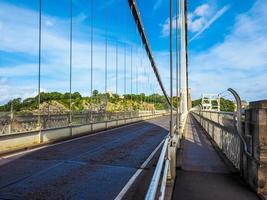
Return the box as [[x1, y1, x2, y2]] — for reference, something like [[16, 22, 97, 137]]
[[114, 139, 165, 200]]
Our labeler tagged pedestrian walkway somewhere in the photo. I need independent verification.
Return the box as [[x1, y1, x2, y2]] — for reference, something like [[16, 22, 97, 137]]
[[172, 115, 260, 200]]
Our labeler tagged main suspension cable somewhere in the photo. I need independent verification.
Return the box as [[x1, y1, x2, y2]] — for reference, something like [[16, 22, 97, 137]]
[[127, 0, 171, 107]]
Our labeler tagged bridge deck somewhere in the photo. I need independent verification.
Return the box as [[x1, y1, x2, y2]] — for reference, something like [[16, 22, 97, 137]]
[[172, 114, 260, 200], [0, 116, 169, 200]]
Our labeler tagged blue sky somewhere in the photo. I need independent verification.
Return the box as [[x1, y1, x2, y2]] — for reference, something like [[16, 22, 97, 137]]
[[0, 0, 266, 104]]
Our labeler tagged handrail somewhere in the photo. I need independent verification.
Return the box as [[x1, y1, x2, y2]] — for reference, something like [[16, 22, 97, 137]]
[[227, 88, 252, 157], [196, 88, 252, 158], [145, 136, 170, 200], [159, 160, 169, 200]]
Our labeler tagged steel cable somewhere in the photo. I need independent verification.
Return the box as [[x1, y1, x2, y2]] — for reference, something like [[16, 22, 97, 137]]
[[170, 0, 174, 137], [105, 3, 108, 111], [175, 0, 180, 127], [90, 0, 94, 120], [69, 0, 73, 124], [38, 0, 42, 128]]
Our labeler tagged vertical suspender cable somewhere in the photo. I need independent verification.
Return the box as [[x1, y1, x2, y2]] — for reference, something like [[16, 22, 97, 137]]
[[124, 44, 126, 95], [69, 0, 73, 124], [116, 42, 118, 95], [185, 0, 189, 111], [115, 4, 118, 95], [115, 8, 119, 119], [124, 3, 127, 97], [153, 84, 156, 110], [179, 0, 182, 125], [153, 81, 156, 108], [130, 5, 133, 103], [135, 20, 139, 97], [140, 33, 143, 103], [147, 61, 150, 105], [135, 49, 139, 95], [131, 46, 133, 101], [175, 0, 180, 129], [90, 0, 94, 121], [143, 50, 146, 106], [124, 3, 127, 115], [148, 68, 150, 104], [146, 65, 148, 105], [170, 0, 174, 137], [38, 0, 42, 130], [105, 4, 108, 107], [90, 1, 93, 96]]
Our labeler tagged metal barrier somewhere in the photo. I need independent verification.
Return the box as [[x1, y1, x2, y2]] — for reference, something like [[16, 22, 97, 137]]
[[0, 110, 166, 135], [145, 136, 170, 200], [191, 110, 242, 169], [145, 122, 180, 200], [191, 88, 253, 170], [0, 111, 168, 155]]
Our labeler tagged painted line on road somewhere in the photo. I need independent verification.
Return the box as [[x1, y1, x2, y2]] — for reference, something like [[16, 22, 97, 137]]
[[114, 139, 165, 200], [2, 118, 162, 159]]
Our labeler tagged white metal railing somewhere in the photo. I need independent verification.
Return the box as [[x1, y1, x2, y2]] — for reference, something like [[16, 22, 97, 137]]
[[193, 111, 252, 172], [0, 110, 168, 136], [191, 88, 257, 172], [145, 136, 170, 200]]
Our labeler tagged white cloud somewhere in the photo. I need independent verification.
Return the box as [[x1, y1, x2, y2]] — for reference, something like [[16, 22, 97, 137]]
[[0, 2, 153, 103], [160, 15, 181, 37], [188, 17, 207, 32], [189, 5, 230, 42], [0, 83, 37, 104], [194, 4, 210, 17], [189, 0, 267, 101], [157, 0, 267, 101], [161, 3, 229, 38], [45, 20, 53, 27]]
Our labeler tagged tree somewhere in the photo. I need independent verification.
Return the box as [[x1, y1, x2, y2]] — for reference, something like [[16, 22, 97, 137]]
[[0, 91, 171, 112], [220, 98, 235, 112], [192, 99, 201, 108], [191, 98, 235, 112], [93, 90, 99, 97], [72, 92, 82, 99]]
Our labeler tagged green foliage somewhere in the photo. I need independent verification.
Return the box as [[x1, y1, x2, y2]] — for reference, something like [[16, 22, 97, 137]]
[[192, 99, 201, 108], [220, 98, 235, 112], [192, 98, 235, 112], [0, 91, 169, 112]]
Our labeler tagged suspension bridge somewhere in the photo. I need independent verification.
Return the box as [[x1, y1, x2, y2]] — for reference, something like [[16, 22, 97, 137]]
[[0, 0, 266, 199]]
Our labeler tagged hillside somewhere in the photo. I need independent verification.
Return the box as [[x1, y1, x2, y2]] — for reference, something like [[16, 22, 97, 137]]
[[0, 90, 169, 114]]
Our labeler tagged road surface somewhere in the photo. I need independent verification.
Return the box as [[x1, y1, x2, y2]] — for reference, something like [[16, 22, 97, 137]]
[[0, 116, 169, 200]]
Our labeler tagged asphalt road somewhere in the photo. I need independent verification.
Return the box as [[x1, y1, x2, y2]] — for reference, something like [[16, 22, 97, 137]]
[[0, 115, 169, 200]]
